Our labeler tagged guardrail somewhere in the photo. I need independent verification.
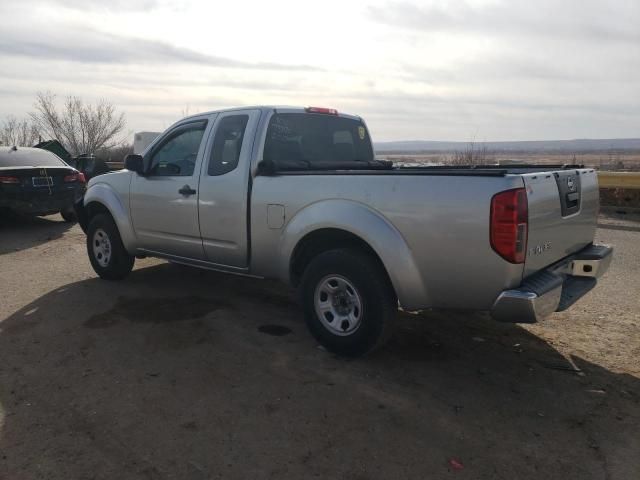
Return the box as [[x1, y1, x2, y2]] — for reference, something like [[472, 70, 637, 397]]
[[597, 171, 640, 189]]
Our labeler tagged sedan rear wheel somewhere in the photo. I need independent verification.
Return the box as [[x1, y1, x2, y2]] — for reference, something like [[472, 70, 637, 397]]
[[60, 207, 77, 222]]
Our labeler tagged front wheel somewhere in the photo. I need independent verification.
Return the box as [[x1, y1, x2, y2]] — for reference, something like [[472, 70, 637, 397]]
[[300, 249, 397, 357], [87, 213, 134, 280]]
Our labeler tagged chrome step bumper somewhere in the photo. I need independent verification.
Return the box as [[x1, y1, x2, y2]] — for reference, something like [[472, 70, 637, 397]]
[[491, 244, 613, 323]]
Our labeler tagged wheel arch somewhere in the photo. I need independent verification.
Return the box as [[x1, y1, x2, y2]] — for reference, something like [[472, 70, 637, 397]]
[[290, 228, 392, 290], [85, 200, 111, 220], [281, 200, 428, 310], [83, 183, 136, 253]]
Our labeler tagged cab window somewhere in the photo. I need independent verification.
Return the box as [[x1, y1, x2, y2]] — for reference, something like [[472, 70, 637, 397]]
[[208, 115, 249, 176], [147, 121, 207, 176]]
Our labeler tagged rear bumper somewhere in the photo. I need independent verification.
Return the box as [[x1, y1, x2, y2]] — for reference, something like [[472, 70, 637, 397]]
[[0, 186, 84, 216], [0, 194, 77, 215], [491, 244, 613, 323]]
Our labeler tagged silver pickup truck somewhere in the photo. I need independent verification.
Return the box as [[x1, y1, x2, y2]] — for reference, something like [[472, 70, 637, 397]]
[[76, 106, 613, 356]]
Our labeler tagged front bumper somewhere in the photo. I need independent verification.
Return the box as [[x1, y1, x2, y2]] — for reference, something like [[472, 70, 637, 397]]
[[74, 196, 89, 233], [491, 244, 613, 323]]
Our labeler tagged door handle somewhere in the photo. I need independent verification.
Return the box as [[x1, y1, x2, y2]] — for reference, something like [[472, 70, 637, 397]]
[[179, 185, 196, 196]]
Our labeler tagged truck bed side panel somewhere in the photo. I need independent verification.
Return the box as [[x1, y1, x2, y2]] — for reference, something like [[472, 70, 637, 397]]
[[251, 174, 524, 311]]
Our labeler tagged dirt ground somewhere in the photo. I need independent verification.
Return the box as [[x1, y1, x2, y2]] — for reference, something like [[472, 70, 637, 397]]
[[1, 213, 639, 480]]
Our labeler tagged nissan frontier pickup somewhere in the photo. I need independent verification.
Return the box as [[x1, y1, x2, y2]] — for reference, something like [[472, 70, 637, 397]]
[[75, 106, 613, 356]]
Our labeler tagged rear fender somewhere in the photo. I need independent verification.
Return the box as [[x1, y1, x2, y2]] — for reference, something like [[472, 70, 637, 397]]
[[280, 199, 428, 310], [83, 183, 136, 253]]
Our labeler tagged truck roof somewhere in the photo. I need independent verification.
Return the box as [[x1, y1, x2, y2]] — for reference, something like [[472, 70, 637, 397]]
[[180, 106, 361, 122]]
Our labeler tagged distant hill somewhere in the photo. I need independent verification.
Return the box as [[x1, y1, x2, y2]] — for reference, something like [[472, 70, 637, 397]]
[[374, 138, 640, 153]]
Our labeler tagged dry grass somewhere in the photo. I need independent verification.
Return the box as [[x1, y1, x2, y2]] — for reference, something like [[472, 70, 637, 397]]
[[376, 151, 640, 208], [378, 151, 640, 171]]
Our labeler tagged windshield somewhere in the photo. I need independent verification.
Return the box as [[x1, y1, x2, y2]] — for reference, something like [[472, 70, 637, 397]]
[[263, 113, 374, 170], [0, 148, 67, 168]]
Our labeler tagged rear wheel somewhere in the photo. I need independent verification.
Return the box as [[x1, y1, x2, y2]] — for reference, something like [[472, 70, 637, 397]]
[[60, 207, 77, 222], [300, 248, 397, 357], [87, 213, 134, 280]]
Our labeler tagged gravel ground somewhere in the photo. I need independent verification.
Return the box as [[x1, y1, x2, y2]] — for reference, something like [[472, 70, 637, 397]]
[[0, 212, 639, 480]]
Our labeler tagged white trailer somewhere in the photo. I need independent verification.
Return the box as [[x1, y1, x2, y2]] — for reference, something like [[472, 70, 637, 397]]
[[133, 132, 161, 155]]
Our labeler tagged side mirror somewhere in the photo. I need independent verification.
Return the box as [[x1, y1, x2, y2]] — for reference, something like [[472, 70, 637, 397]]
[[124, 154, 145, 175]]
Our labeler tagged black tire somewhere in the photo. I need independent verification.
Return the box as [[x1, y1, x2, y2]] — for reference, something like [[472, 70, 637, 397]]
[[60, 207, 77, 222], [87, 213, 134, 280], [300, 248, 397, 357]]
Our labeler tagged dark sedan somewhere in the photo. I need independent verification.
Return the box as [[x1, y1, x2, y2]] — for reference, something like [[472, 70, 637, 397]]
[[0, 146, 86, 221]]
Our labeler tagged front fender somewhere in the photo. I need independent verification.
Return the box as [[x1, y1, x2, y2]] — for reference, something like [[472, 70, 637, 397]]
[[83, 183, 136, 254], [74, 196, 89, 233], [279, 200, 428, 310]]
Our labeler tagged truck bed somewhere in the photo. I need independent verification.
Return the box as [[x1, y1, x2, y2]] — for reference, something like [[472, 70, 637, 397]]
[[251, 165, 599, 311], [267, 163, 585, 177]]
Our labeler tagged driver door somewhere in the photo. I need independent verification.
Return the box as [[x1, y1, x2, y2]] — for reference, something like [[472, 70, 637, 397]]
[[130, 118, 212, 259]]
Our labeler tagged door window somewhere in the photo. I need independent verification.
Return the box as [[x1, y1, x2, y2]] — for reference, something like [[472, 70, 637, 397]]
[[208, 115, 249, 176], [147, 122, 207, 176]]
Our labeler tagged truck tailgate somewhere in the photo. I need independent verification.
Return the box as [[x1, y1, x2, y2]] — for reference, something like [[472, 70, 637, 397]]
[[521, 168, 599, 278]]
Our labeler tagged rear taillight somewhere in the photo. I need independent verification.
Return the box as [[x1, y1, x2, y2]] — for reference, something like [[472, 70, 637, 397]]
[[0, 176, 19, 184], [64, 172, 86, 183], [490, 188, 528, 264], [305, 107, 338, 115]]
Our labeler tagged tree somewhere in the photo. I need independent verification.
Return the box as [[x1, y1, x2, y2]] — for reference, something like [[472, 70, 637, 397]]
[[448, 142, 492, 165], [0, 115, 40, 147], [30, 92, 126, 156]]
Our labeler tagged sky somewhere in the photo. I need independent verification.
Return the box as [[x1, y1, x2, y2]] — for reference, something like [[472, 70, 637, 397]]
[[0, 0, 638, 142]]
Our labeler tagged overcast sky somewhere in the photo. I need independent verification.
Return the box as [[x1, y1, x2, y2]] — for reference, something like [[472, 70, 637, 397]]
[[0, 0, 638, 141]]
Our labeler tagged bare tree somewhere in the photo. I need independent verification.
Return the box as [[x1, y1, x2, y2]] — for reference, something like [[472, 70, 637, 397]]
[[30, 92, 126, 156], [0, 115, 40, 147], [448, 142, 492, 165]]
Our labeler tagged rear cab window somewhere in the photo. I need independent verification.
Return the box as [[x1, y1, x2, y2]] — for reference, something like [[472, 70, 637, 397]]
[[263, 113, 374, 171]]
